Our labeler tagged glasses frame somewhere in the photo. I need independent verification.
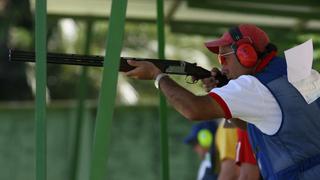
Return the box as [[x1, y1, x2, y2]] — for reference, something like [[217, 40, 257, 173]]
[[219, 51, 235, 57], [218, 51, 235, 65]]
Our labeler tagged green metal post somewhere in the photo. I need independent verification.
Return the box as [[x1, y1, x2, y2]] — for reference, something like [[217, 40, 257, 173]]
[[157, 0, 170, 180], [71, 20, 93, 180], [35, 0, 47, 180], [89, 0, 127, 180]]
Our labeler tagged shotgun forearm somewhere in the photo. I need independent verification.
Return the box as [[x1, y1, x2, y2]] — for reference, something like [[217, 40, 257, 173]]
[[9, 49, 229, 86]]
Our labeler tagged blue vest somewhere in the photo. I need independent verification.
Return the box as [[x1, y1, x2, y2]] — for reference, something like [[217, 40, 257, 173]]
[[247, 56, 320, 180]]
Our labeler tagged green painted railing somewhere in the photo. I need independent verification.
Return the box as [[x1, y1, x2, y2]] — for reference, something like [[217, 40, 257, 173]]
[[89, 0, 128, 180], [157, 0, 170, 180], [35, 0, 47, 180], [71, 20, 93, 180], [33, 0, 170, 179]]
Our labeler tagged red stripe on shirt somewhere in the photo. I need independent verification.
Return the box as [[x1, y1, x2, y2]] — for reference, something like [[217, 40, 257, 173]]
[[209, 92, 232, 119]]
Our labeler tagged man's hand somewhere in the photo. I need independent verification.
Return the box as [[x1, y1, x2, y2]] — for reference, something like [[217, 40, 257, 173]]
[[201, 67, 222, 92], [125, 60, 162, 80]]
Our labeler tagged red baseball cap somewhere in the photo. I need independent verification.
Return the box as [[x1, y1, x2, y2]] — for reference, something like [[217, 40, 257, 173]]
[[205, 24, 270, 54]]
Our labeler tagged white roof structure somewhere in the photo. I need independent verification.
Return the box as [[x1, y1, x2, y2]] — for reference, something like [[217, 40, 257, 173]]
[[29, 0, 320, 34]]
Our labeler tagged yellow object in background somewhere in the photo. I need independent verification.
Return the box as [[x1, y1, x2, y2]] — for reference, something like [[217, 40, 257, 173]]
[[215, 124, 237, 160]]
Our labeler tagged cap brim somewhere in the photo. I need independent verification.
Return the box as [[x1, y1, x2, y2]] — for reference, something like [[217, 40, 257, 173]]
[[205, 38, 230, 54]]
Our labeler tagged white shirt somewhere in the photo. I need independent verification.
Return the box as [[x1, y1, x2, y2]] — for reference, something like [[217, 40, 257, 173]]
[[210, 75, 282, 135], [210, 71, 320, 135], [197, 153, 212, 180]]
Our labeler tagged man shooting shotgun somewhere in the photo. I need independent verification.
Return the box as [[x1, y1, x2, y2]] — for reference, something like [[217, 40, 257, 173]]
[[9, 49, 228, 87], [124, 24, 320, 180]]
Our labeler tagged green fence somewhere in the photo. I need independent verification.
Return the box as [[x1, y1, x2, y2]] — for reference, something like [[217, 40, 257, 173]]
[[33, 0, 169, 179], [0, 103, 199, 180]]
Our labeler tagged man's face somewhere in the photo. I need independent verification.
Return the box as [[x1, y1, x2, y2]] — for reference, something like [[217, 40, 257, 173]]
[[193, 143, 208, 159], [218, 45, 254, 79]]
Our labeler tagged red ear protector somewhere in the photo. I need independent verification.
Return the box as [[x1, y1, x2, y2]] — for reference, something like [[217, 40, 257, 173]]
[[229, 27, 258, 68]]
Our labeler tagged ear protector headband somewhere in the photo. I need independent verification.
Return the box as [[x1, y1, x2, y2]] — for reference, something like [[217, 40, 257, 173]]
[[229, 27, 258, 68], [197, 129, 213, 148]]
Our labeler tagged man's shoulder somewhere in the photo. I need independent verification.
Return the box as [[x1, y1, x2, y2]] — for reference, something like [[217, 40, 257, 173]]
[[215, 75, 266, 95], [255, 56, 287, 84], [230, 75, 261, 87]]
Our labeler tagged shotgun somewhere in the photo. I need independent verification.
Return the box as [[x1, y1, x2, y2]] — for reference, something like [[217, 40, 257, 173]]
[[9, 49, 229, 87]]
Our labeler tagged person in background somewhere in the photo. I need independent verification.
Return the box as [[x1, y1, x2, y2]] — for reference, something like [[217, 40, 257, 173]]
[[235, 128, 260, 180], [184, 121, 219, 180], [215, 122, 239, 180]]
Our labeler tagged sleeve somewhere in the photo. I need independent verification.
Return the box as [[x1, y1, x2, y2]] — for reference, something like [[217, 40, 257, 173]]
[[209, 75, 281, 125]]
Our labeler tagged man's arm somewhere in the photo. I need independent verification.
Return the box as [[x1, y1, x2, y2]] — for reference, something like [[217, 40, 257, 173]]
[[158, 76, 225, 120], [125, 60, 225, 121]]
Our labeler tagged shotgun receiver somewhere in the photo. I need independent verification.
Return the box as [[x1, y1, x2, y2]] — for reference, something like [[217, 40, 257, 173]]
[[9, 49, 229, 87]]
